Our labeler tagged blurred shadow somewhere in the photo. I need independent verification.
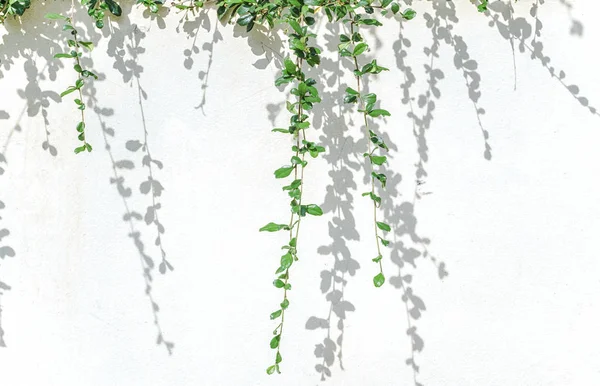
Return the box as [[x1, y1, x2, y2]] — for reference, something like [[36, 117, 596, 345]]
[[91, 18, 175, 354], [0, 110, 16, 348], [487, 0, 599, 116], [304, 20, 362, 381], [176, 7, 223, 113]]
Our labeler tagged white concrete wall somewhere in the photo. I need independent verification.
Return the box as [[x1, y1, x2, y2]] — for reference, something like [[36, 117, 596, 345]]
[[1, 1, 599, 385]]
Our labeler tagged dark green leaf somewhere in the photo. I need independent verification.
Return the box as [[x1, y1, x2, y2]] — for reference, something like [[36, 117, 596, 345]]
[[104, 0, 122, 16]]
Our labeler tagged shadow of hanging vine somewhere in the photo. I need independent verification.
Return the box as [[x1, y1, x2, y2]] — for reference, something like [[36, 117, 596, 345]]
[[303, 20, 363, 381], [1, 110, 17, 347], [176, 6, 223, 113], [90, 18, 175, 354], [486, 0, 599, 116]]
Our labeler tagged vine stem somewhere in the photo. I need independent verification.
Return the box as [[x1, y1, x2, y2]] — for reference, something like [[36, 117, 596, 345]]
[[273, 19, 307, 368], [70, 0, 89, 149], [349, 18, 383, 276]]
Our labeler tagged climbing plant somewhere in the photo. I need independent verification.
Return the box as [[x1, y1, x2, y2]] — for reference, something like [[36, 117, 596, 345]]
[[0, 0, 505, 375]]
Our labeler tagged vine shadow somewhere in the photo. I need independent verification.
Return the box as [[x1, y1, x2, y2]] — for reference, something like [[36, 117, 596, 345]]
[[89, 7, 176, 354], [1, 1, 175, 353], [1, 110, 17, 347]]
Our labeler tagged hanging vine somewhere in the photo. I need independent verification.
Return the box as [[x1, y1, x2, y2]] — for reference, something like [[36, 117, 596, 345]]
[[3, 0, 588, 378], [45, 10, 97, 154]]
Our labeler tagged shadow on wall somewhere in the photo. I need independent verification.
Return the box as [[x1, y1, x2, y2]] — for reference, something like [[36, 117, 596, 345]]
[[0, 0, 597, 379], [1, 110, 17, 347], [0, 2, 175, 353], [294, 0, 594, 384]]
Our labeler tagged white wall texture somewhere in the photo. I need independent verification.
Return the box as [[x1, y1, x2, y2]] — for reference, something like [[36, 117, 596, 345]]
[[1, 0, 599, 385]]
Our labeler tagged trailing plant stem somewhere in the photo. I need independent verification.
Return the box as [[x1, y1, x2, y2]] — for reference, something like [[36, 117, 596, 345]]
[[350, 20, 383, 278], [273, 53, 306, 374]]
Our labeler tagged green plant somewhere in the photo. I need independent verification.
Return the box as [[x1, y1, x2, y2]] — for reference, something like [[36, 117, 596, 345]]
[[45, 11, 98, 154], [3, 0, 577, 378]]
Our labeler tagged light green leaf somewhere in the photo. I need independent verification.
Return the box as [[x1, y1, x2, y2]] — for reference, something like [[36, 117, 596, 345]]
[[274, 166, 294, 179], [376, 221, 391, 232], [373, 273, 385, 287], [259, 222, 289, 232], [45, 13, 67, 20], [368, 109, 391, 117], [370, 155, 387, 165], [306, 204, 323, 216], [353, 42, 368, 56], [270, 310, 282, 320]]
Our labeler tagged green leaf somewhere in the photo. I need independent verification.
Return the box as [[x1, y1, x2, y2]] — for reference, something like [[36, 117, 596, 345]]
[[345, 87, 359, 95], [362, 18, 382, 26], [284, 57, 296, 74], [266, 365, 277, 375], [373, 273, 385, 287], [275, 351, 282, 364], [259, 222, 289, 232], [274, 166, 294, 179], [372, 255, 382, 263], [391, 2, 400, 14], [280, 298, 289, 310], [379, 237, 390, 247], [272, 128, 289, 134], [85, 143, 93, 152], [273, 279, 285, 288], [376, 221, 391, 232], [53, 53, 73, 59], [402, 8, 417, 20], [370, 155, 387, 165], [288, 19, 303, 35], [60, 87, 77, 98], [270, 310, 282, 320], [306, 204, 323, 216], [237, 13, 254, 27], [280, 253, 293, 270], [76, 121, 85, 133], [79, 41, 94, 51], [45, 13, 67, 20], [104, 0, 122, 16], [270, 335, 280, 349], [74, 145, 86, 154], [368, 109, 391, 117], [353, 43, 368, 56]]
